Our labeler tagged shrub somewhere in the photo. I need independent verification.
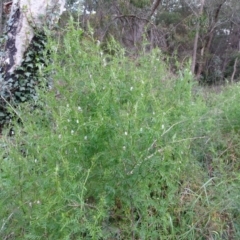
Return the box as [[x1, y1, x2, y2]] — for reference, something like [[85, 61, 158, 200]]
[[1, 20, 240, 239]]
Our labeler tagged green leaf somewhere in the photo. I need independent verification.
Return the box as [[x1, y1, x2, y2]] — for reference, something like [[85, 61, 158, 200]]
[[25, 72, 32, 77]]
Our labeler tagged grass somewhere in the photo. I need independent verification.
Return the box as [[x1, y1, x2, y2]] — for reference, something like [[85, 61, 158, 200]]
[[1, 20, 240, 239]]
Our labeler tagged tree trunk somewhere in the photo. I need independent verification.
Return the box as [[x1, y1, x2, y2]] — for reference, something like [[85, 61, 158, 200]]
[[0, 0, 65, 128], [230, 40, 240, 83], [230, 57, 238, 83], [191, 0, 205, 76]]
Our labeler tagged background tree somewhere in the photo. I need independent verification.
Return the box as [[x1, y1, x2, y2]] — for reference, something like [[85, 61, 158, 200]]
[[59, 0, 240, 83], [76, 0, 165, 53]]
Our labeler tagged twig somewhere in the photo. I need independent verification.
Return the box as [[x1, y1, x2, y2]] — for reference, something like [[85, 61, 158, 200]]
[[0, 209, 17, 233], [161, 120, 186, 137], [171, 136, 207, 143]]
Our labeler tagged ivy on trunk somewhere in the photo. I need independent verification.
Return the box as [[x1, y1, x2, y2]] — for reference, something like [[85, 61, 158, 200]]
[[0, 0, 65, 130]]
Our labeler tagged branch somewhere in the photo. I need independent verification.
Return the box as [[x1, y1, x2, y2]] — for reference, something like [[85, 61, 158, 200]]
[[214, 2, 226, 23], [113, 14, 150, 23], [148, 0, 162, 19]]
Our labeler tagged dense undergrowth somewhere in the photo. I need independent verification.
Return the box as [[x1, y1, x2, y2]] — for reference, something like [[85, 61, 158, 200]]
[[1, 20, 240, 239]]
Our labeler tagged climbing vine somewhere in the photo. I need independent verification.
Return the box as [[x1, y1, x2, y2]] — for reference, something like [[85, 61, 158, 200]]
[[0, 32, 48, 126]]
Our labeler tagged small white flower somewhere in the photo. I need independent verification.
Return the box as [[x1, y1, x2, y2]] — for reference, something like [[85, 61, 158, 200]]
[[140, 128, 143, 132], [76, 119, 79, 124], [67, 104, 69, 108], [153, 111, 155, 115], [161, 124, 164, 129], [124, 131, 128, 136], [36, 200, 41, 204], [71, 130, 74, 135], [84, 136, 88, 140], [130, 86, 133, 91], [58, 134, 62, 139], [78, 106, 82, 112], [141, 93, 144, 97], [67, 119, 70, 122], [123, 146, 126, 150], [34, 159, 38, 163]]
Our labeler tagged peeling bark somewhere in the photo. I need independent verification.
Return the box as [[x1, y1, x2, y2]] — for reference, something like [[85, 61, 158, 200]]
[[2, 0, 65, 76]]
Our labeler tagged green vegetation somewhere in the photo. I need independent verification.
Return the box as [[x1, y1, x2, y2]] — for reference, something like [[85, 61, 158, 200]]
[[1, 21, 240, 239]]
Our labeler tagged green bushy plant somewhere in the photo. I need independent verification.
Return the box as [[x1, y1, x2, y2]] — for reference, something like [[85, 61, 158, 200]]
[[1, 19, 240, 239]]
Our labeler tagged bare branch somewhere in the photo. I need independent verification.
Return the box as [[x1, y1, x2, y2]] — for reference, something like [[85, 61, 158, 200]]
[[113, 14, 150, 23], [148, 0, 162, 19]]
